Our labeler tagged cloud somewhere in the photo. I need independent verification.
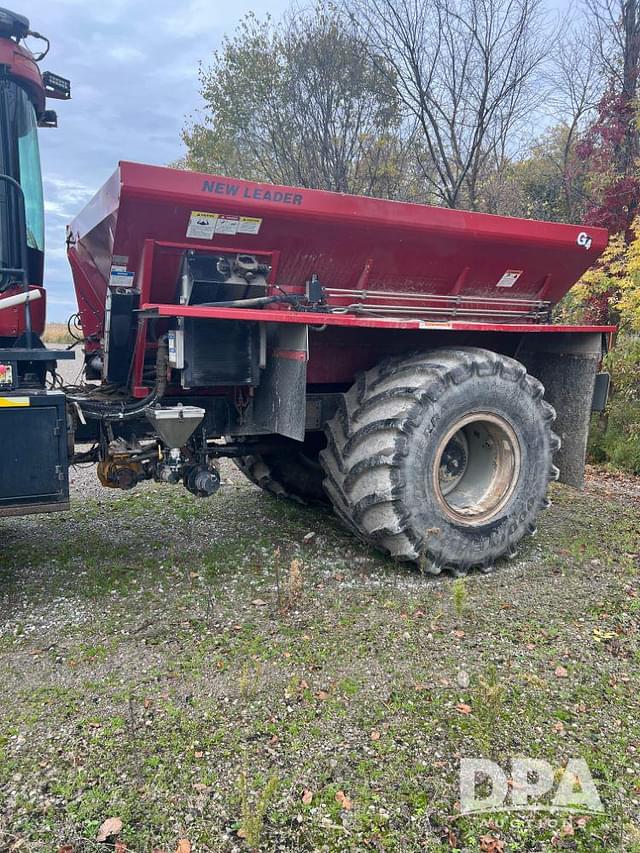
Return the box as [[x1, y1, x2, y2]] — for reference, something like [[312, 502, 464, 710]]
[[46, 295, 78, 306], [34, 0, 292, 320], [44, 176, 95, 204], [159, 0, 226, 37], [107, 45, 146, 63]]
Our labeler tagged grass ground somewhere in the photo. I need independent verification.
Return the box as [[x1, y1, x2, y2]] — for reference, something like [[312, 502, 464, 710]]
[[0, 467, 639, 852]]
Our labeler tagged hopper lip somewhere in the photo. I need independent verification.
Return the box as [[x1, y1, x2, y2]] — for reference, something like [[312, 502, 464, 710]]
[[111, 160, 608, 255]]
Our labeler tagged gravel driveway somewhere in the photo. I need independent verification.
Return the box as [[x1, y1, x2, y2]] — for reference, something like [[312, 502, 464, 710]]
[[0, 350, 637, 852]]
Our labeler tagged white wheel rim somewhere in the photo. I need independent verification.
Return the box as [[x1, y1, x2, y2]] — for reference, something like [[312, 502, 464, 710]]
[[432, 413, 521, 525]]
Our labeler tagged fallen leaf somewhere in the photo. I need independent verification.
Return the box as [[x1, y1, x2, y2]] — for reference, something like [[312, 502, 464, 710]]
[[252, 598, 267, 607], [456, 703, 472, 715], [370, 729, 381, 741], [554, 666, 568, 679], [452, 629, 465, 639], [479, 834, 505, 852], [335, 790, 353, 810], [176, 841, 192, 853], [96, 817, 123, 843], [592, 628, 617, 642], [316, 690, 330, 701], [301, 789, 313, 805]]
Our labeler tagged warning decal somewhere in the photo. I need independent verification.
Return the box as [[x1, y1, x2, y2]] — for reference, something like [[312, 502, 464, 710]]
[[496, 269, 523, 288], [109, 268, 135, 288], [215, 215, 240, 235], [186, 211, 219, 239], [237, 216, 262, 235], [186, 211, 262, 239]]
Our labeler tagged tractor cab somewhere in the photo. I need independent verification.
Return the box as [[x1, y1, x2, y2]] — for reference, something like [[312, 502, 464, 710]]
[[0, 6, 69, 343]]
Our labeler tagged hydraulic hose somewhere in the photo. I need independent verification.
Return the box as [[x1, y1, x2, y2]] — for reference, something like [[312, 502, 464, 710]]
[[200, 294, 298, 309], [68, 336, 169, 421]]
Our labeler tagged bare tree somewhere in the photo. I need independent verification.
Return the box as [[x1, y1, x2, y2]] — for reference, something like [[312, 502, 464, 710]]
[[345, 0, 552, 210], [543, 16, 603, 219]]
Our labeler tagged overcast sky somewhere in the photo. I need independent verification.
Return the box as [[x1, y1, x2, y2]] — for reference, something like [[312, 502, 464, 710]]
[[22, 0, 291, 320]]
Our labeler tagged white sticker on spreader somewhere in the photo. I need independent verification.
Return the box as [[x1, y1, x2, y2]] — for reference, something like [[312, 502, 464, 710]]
[[215, 215, 240, 235], [186, 211, 219, 239], [215, 214, 263, 235], [237, 216, 262, 235], [186, 211, 263, 239], [496, 269, 523, 288], [109, 269, 135, 287]]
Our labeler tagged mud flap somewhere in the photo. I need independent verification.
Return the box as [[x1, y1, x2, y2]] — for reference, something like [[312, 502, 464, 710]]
[[517, 332, 602, 488], [229, 324, 308, 441]]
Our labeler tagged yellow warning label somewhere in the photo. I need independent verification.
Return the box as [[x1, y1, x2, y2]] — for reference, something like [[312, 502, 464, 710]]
[[238, 216, 262, 235], [0, 396, 29, 407], [186, 211, 219, 240]]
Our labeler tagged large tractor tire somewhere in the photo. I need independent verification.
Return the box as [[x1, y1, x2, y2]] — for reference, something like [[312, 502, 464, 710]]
[[234, 433, 328, 504], [320, 348, 560, 574]]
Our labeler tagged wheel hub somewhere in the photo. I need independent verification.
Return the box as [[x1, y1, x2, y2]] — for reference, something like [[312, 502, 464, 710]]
[[438, 431, 469, 496], [432, 413, 521, 525]]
